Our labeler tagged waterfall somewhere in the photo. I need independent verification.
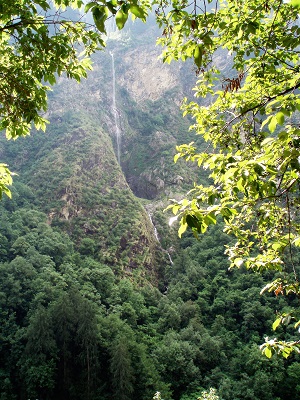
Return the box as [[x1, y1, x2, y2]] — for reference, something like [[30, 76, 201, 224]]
[[146, 209, 174, 265], [110, 52, 121, 164], [148, 213, 159, 242], [166, 252, 173, 266]]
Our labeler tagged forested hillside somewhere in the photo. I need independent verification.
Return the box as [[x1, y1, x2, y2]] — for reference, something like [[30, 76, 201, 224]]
[[1, 13, 300, 400], [1, 198, 299, 399]]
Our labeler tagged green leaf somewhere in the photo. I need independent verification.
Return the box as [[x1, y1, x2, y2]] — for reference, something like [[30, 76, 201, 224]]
[[268, 116, 278, 133], [93, 6, 108, 33], [207, 194, 216, 205], [276, 112, 285, 125], [200, 223, 208, 233], [293, 237, 300, 246], [46, 74, 56, 85], [130, 4, 146, 19], [115, 8, 128, 29], [85, 2, 96, 13], [171, 205, 180, 215], [234, 258, 243, 268], [178, 222, 188, 238], [291, 0, 300, 6], [272, 317, 281, 331], [204, 212, 216, 225], [193, 45, 203, 68], [174, 153, 181, 163], [106, 1, 117, 15], [186, 214, 201, 229], [272, 242, 282, 251], [236, 178, 244, 192], [282, 350, 291, 359], [247, 21, 258, 34], [264, 347, 272, 358], [261, 115, 272, 130], [295, 320, 300, 328], [224, 167, 238, 181]]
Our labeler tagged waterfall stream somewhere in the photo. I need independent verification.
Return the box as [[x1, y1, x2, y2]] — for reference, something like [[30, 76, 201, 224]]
[[146, 210, 174, 265], [110, 52, 121, 164], [148, 213, 159, 242], [110, 53, 172, 264]]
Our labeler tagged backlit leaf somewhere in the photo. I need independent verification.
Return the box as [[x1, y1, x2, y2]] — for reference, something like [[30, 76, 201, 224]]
[[115, 9, 128, 29], [178, 222, 188, 238], [268, 116, 278, 133], [264, 347, 272, 358], [194, 45, 203, 68], [276, 112, 285, 125], [272, 317, 281, 331]]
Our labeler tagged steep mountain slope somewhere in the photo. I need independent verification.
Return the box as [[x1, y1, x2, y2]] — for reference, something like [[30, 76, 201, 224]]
[[1, 116, 165, 284], [1, 19, 300, 400], [0, 21, 203, 281], [109, 29, 203, 200]]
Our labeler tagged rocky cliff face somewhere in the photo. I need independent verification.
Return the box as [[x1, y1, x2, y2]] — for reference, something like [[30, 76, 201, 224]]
[[0, 22, 199, 282], [106, 30, 199, 201], [118, 46, 180, 103]]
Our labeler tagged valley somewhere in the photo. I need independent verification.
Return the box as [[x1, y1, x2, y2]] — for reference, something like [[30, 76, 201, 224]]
[[0, 17, 299, 400]]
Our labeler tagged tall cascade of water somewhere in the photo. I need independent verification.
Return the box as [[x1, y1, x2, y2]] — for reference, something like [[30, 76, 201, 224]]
[[148, 213, 159, 242], [146, 209, 174, 265], [110, 52, 121, 164]]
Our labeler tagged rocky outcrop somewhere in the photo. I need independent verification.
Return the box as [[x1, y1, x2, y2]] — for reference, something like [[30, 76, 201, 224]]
[[118, 47, 180, 103]]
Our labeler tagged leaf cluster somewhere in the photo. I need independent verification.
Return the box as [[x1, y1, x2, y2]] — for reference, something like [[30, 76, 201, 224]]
[[159, 0, 300, 357], [0, 1, 104, 140], [86, 0, 150, 32]]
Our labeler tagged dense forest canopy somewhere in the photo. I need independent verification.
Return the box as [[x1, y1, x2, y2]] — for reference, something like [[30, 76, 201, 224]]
[[1, 0, 300, 398], [2, 0, 300, 355], [1, 194, 300, 399]]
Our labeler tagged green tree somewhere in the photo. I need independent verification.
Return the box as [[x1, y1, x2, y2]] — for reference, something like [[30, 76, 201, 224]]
[[162, 0, 300, 356], [284, 362, 300, 399], [51, 291, 77, 398], [20, 306, 58, 400], [0, 0, 99, 196], [0, 0, 102, 140], [75, 297, 100, 400], [110, 335, 135, 400], [0, 164, 13, 200], [0, 0, 150, 198]]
